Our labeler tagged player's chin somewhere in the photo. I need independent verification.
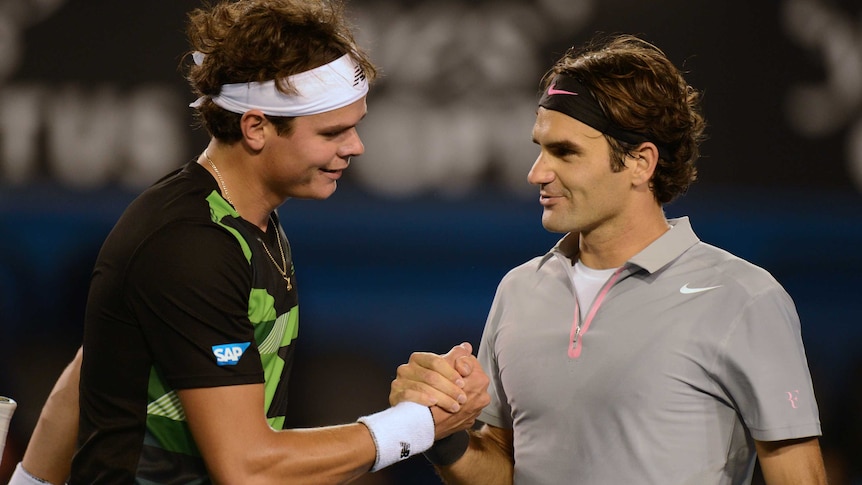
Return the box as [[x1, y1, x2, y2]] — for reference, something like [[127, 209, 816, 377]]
[[312, 181, 339, 200], [541, 213, 571, 234], [290, 182, 337, 201]]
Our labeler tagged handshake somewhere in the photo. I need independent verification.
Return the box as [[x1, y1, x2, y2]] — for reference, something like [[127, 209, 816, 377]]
[[356, 342, 491, 472], [390, 342, 491, 440]]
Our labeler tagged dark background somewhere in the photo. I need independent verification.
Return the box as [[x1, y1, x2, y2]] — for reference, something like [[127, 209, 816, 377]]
[[1, 0, 861, 483]]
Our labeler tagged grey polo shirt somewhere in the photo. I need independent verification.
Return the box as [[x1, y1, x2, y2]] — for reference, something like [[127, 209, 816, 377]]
[[477, 217, 821, 485]]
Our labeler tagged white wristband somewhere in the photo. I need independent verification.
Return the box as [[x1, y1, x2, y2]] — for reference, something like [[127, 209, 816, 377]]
[[0, 396, 16, 458], [357, 401, 435, 472], [9, 463, 52, 485]]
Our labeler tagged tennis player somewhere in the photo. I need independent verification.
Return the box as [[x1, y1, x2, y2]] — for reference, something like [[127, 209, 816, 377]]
[[393, 34, 827, 484], [9, 1, 489, 484]]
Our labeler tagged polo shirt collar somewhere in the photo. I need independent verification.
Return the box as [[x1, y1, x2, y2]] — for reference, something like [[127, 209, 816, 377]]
[[538, 216, 700, 273], [628, 217, 700, 274]]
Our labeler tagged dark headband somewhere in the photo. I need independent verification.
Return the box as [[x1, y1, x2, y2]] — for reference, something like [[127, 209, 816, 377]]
[[538, 75, 671, 160]]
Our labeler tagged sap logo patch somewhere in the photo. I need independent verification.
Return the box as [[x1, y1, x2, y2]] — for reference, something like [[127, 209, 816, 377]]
[[212, 342, 251, 366]]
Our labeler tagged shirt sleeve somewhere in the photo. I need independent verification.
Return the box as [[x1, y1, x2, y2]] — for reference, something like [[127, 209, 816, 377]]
[[125, 221, 265, 390], [716, 283, 822, 442], [478, 279, 514, 429]]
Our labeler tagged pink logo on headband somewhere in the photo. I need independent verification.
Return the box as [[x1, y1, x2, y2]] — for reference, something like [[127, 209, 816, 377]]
[[547, 83, 579, 96]]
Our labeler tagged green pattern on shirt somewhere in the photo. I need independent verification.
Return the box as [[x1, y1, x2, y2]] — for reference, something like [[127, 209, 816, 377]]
[[142, 191, 298, 459]]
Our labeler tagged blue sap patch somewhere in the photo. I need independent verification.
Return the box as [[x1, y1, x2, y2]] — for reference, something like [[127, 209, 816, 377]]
[[211, 342, 251, 366]]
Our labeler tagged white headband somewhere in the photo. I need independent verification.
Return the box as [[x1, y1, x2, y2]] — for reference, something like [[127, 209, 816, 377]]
[[190, 54, 369, 117]]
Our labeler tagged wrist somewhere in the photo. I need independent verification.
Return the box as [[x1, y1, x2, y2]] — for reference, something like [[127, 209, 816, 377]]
[[357, 401, 435, 472], [8, 463, 52, 485], [424, 429, 470, 466]]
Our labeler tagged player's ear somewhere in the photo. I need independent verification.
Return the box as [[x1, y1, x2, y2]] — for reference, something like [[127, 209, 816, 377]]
[[240, 110, 267, 152], [628, 142, 659, 187]]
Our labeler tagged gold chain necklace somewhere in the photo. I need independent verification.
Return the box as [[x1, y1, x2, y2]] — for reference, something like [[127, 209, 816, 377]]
[[203, 150, 292, 292], [204, 150, 233, 206], [260, 216, 292, 291]]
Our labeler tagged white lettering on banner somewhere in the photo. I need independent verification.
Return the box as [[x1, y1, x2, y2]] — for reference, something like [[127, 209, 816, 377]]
[[0, 86, 42, 183], [3, 0, 858, 195], [47, 86, 124, 187], [781, 0, 862, 191], [345, 0, 593, 199], [356, 96, 537, 198], [1, 0, 595, 196], [0, 83, 187, 188], [0, 19, 22, 84], [123, 87, 189, 186], [0, 0, 70, 83]]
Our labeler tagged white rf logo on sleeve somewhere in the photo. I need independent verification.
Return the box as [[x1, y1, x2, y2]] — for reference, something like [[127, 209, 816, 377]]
[[679, 283, 723, 294], [212, 342, 251, 366]]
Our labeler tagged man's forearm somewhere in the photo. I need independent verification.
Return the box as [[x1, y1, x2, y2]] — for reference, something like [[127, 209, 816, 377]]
[[435, 425, 515, 485], [756, 437, 828, 485], [20, 347, 83, 485]]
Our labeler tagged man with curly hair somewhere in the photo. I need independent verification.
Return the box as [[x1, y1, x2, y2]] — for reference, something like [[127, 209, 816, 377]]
[[393, 34, 827, 484], [8, 1, 488, 484]]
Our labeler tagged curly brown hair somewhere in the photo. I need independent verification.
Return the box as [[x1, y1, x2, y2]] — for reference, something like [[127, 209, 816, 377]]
[[185, 0, 378, 143], [541, 34, 706, 204]]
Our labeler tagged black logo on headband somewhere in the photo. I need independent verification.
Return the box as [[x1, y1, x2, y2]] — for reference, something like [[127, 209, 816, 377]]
[[353, 65, 366, 87]]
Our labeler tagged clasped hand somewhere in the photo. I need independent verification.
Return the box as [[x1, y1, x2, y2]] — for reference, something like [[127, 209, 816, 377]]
[[389, 342, 491, 441]]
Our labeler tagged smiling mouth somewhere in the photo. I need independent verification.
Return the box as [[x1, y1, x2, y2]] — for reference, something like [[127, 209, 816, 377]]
[[539, 193, 565, 206]]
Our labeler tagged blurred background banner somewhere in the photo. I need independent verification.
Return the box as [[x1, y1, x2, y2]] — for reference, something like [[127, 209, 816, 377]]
[[1, 0, 861, 483]]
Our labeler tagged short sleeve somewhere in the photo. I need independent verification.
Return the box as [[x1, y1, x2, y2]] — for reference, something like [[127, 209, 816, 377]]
[[126, 221, 265, 390], [478, 281, 514, 429], [715, 285, 822, 442]]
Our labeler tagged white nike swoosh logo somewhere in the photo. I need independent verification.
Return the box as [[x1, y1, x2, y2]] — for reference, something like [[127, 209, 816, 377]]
[[679, 283, 723, 294]]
